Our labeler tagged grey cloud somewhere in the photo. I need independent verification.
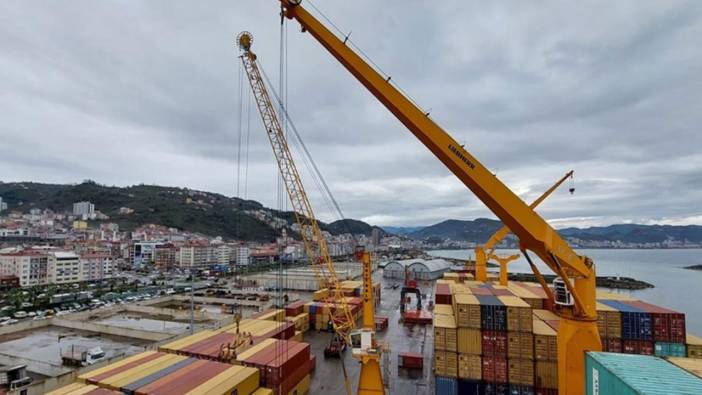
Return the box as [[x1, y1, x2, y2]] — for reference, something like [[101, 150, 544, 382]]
[[1, 0, 700, 227]]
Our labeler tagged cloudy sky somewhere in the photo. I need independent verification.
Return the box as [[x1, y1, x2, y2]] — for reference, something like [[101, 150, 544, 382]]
[[1, 1, 701, 228]]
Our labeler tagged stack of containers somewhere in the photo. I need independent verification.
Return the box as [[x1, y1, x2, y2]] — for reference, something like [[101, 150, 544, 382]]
[[687, 334, 702, 359], [533, 315, 558, 394], [477, 289, 508, 391], [502, 295, 534, 394], [596, 302, 623, 352], [454, 293, 482, 383], [75, 351, 260, 395], [625, 300, 686, 357], [285, 313, 310, 334], [284, 301, 305, 317], [303, 301, 361, 331], [435, 282, 453, 305], [238, 339, 314, 395], [598, 299, 653, 355], [434, 304, 458, 380]]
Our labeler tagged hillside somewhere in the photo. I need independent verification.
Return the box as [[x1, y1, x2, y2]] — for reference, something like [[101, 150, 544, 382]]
[[0, 181, 378, 241], [405, 218, 702, 245], [325, 219, 386, 237], [409, 218, 503, 242]]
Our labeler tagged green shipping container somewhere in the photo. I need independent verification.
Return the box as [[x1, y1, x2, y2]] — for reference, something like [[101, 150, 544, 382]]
[[586, 352, 702, 395], [655, 342, 687, 357]]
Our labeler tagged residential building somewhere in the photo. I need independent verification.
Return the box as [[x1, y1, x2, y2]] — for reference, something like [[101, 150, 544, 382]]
[[72, 201, 95, 217], [154, 244, 177, 271], [212, 244, 232, 266], [178, 243, 212, 269], [48, 251, 81, 284], [0, 197, 7, 212], [80, 253, 114, 281], [0, 250, 48, 287], [235, 246, 250, 266], [131, 241, 164, 267]]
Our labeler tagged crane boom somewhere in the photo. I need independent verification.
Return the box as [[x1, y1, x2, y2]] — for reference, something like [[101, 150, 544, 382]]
[[277, 2, 601, 393], [237, 31, 355, 349]]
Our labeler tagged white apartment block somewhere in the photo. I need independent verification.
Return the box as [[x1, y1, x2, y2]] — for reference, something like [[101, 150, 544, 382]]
[[235, 246, 250, 266], [212, 245, 232, 265], [48, 251, 81, 284], [0, 251, 49, 287], [80, 254, 115, 281], [178, 245, 212, 268], [0, 197, 7, 212], [73, 201, 95, 216]]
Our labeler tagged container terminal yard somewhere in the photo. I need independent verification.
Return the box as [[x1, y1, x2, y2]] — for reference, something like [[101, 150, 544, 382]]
[[1, 1, 701, 395]]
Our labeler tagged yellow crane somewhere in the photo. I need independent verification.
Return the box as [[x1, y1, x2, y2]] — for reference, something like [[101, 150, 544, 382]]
[[237, 31, 383, 395], [475, 170, 575, 285], [276, 2, 601, 393]]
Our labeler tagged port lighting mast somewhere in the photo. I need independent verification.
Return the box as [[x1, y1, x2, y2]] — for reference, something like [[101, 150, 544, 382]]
[[276, 2, 601, 394], [237, 31, 381, 395], [475, 170, 574, 286]]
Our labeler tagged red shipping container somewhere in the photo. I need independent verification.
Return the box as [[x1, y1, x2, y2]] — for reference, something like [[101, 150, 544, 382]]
[[435, 283, 452, 305], [625, 300, 686, 343], [481, 330, 508, 356], [623, 340, 654, 355], [268, 352, 315, 395], [398, 352, 423, 369], [87, 352, 164, 384], [470, 287, 493, 296], [309, 354, 316, 371], [481, 356, 508, 383], [264, 342, 311, 387], [602, 337, 622, 353], [492, 288, 513, 296], [146, 361, 230, 395], [285, 301, 305, 317]]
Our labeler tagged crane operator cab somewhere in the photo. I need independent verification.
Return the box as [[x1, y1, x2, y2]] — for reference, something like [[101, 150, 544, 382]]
[[350, 328, 380, 357]]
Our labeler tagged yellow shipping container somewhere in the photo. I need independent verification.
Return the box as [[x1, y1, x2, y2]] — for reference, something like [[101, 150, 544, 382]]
[[596, 302, 622, 338], [186, 365, 259, 395], [445, 351, 458, 378], [159, 330, 216, 353], [78, 351, 158, 383], [434, 351, 447, 375], [102, 354, 185, 390], [293, 330, 304, 342], [458, 353, 481, 380], [434, 304, 454, 316], [687, 334, 702, 359], [313, 288, 329, 301], [535, 361, 558, 389], [287, 374, 311, 395], [457, 328, 481, 355], [236, 338, 277, 362], [508, 358, 535, 386], [46, 383, 91, 395], [252, 388, 275, 395], [508, 332, 534, 360], [434, 313, 457, 352], [597, 290, 636, 300], [498, 295, 532, 333], [667, 357, 702, 378], [453, 293, 481, 329], [533, 319, 557, 361]]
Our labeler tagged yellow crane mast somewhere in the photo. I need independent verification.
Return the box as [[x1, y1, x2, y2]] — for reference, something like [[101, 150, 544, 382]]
[[475, 170, 574, 285], [276, 2, 601, 394], [237, 31, 382, 395]]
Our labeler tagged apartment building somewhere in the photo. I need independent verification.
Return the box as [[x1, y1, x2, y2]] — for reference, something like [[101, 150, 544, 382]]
[[0, 250, 48, 287], [48, 251, 81, 284], [154, 244, 177, 271], [178, 244, 212, 269], [80, 253, 115, 281]]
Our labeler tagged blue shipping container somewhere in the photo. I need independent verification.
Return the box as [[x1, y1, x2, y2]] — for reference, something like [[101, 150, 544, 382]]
[[654, 342, 686, 357], [600, 299, 652, 340], [508, 384, 535, 395], [435, 375, 458, 395], [586, 352, 702, 395], [482, 382, 509, 395], [478, 295, 507, 331], [457, 379, 481, 395]]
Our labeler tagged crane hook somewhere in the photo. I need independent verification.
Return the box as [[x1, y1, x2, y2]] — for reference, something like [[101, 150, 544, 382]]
[[569, 173, 575, 195]]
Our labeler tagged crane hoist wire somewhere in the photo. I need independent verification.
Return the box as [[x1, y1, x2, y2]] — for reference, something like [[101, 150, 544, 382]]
[[258, 63, 358, 242]]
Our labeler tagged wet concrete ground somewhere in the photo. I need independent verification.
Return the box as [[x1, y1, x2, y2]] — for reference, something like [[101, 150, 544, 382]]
[[97, 313, 191, 334], [0, 326, 150, 366], [305, 273, 435, 395]]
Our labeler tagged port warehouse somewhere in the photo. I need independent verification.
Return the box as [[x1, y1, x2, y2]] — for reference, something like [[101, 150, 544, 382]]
[[47, 280, 369, 395], [431, 275, 702, 394], [382, 259, 451, 281]]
